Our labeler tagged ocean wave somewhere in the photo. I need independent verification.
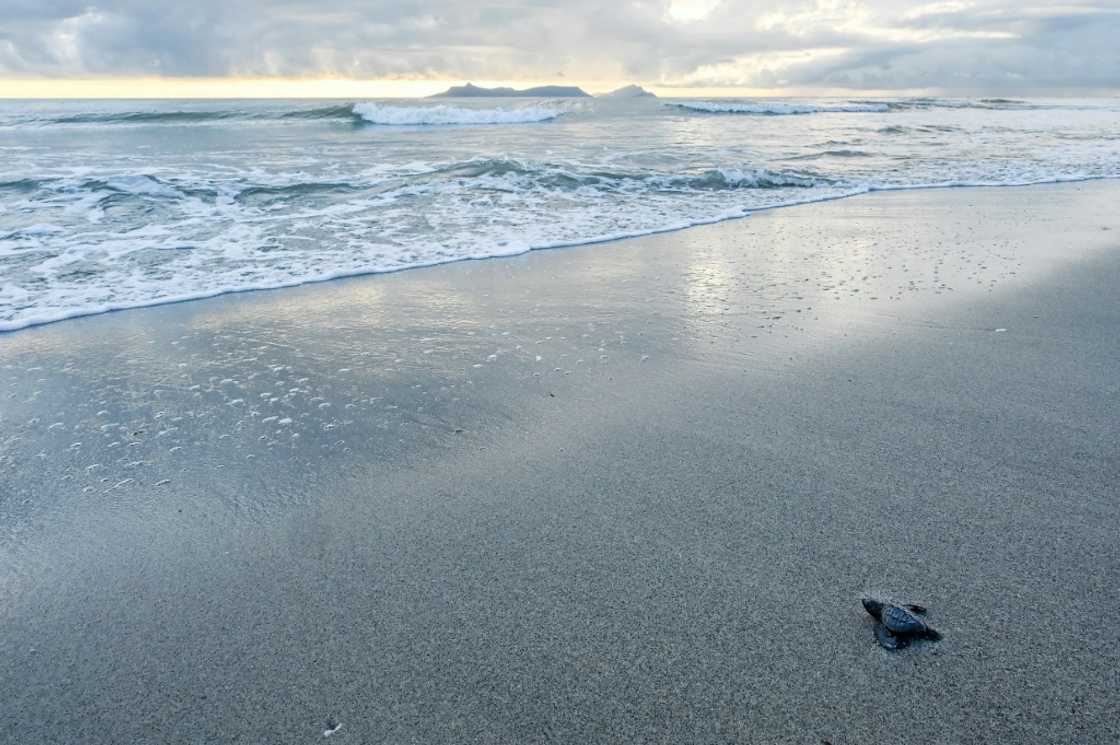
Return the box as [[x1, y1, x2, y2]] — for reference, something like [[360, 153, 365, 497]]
[[672, 101, 889, 115], [31, 105, 359, 127], [233, 181, 366, 203], [875, 97, 1044, 111], [877, 124, 963, 135], [10, 155, 1109, 222], [398, 158, 837, 193], [87, 175, 185, 198], [666, 168, 832, 189], [352, 103, 563, 126], [15, 157, 1108, 223], [8, 171, 1116, 334], [0, 178, 45, 192], [279, 105, 361, 120], [50, 110, 245, 125], [673, 97, 1075, 116], [784, 149, 873, 161]]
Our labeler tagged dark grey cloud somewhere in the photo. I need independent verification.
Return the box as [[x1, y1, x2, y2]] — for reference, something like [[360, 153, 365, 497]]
[[0, 0, 1116, 91], [768, 5, 1120, 91]]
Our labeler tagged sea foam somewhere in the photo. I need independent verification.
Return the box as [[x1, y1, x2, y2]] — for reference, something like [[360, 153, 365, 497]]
[[2, 96, 1119, 332]]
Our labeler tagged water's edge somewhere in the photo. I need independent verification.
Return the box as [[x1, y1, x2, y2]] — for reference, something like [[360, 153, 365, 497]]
[[2, 176, 1114, 336]]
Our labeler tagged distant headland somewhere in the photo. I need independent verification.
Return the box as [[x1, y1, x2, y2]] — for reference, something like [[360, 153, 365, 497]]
[[600, 85, 657, 98], [430, 83, 591, 98]]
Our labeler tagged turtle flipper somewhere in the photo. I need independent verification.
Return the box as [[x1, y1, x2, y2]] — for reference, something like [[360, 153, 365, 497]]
[[905, 603, 927, 614], [874, 623, 911, 650], [923, 627, 943, 642]]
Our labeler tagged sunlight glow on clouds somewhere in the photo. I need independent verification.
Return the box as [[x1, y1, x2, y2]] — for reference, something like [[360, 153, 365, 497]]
[[680, 48, 851, 88], [666, 0, 724, 23], [902, 2, 973, 20], [757, 1, 1015, 43]]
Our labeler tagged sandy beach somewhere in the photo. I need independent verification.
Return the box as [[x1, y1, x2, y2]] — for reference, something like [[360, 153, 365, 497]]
[[1, 181, 1118, 743]]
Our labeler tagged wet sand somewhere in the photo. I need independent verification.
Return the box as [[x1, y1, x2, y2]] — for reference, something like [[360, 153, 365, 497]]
[[1, 182, 1118, 744]]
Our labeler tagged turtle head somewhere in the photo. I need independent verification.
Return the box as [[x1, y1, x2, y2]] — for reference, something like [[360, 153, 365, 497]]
[[861, 597, 886, 621]]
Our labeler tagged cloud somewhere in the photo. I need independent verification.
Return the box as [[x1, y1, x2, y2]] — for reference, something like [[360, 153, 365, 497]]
[[0, 0, 1116, 91]]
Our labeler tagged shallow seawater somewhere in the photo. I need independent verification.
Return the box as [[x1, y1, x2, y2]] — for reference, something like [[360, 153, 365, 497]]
[[0, 95, 1118, 330], [2, 180, 1114, 544]]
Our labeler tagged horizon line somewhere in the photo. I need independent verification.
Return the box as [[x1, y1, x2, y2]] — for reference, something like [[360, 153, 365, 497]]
[[1, 77, 1113, 100]]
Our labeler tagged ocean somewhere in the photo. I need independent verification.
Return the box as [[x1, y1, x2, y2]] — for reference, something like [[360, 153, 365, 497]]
[[1, 95, 1117, 331]]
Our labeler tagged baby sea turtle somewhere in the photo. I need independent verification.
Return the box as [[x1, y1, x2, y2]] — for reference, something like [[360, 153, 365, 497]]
[[862, 597, 942, 650]]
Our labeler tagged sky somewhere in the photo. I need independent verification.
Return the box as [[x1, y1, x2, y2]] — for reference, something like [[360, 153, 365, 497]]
[[0, 0, 1117, 96]]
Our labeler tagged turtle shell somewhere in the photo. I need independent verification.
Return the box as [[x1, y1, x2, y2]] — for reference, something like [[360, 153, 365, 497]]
[[881, 604, 929, 636]]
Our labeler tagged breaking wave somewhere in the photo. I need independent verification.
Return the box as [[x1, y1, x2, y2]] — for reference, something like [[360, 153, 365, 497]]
[[6, 102, 564, 129], [43, 105, 359, 126]]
